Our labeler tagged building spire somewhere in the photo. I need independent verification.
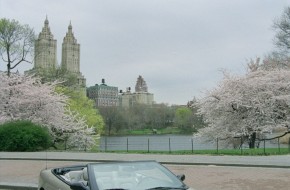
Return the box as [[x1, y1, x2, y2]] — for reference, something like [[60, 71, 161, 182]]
[[34, 15, 57, 70], [44, 15, 49, 26], [68, 20, 72, 33], [39, 16, 53, 40], [63, 20, 76, 43], [135, 75, 148, 92]]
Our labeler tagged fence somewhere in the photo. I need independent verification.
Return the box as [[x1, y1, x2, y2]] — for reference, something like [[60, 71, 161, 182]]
[[99, 134, 290, 155], [216, 134, 290, 155]]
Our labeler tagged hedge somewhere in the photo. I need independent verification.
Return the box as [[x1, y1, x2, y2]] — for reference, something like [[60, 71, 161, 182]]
[[0, 120, 51, 151]]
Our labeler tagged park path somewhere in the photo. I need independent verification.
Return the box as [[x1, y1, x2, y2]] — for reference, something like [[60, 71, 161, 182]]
[[1, 152, 290, 167], [1, 152, 290, 189]]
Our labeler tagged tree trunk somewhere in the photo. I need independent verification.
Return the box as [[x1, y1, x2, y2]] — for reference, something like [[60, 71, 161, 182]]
[[7, 63, 11, 76], [108, 119, 112, 136], [249, 132, 256, 149]]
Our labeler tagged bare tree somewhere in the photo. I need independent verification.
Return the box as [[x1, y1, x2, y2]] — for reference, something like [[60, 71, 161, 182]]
[[273, 7, 290, 54], [0, 18, 35, 76]]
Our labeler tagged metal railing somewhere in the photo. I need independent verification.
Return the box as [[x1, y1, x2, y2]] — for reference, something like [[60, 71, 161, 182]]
[[99, 133, 290, 155]]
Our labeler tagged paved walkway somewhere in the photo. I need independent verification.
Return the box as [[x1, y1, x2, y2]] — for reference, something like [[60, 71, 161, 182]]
[[1, 152, 290, 168], [1, 152, 290, 189]]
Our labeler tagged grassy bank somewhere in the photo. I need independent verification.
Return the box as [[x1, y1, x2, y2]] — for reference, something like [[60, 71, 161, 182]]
[[120, 127, 184, 135], [98, 147, 290, 156]]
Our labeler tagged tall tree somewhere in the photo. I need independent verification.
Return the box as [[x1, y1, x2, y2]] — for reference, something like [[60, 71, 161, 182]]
[[99, 106, 125, 135], [56, 87, 104, 134], [0, 72, 95, 150], [32, 66, 78, 86], [0, 18, 34, 76], [273, 7, 290, 54], [148, 104, 175, 129], [174, 107, 194, 133], [197, 68, 290, 148], [187, 98, 207, 132]]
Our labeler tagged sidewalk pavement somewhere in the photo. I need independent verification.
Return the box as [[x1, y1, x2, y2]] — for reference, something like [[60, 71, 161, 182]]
[[1, 152, 290, 190], [1, 152, 290, 168]]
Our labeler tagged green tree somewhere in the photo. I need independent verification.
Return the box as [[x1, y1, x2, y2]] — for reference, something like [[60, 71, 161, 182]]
[[187, 98, 207, 132], [56, 87, 104, 134], [31, 66, 78, 87], [174, 107, 194, 133], [99, 106, 125, 135], [30, 63, 103, 134], [97, 103, 176, 135], [117, 104, 174, 132], [146, 104, 175, 130], [0, 18, 35, 76]]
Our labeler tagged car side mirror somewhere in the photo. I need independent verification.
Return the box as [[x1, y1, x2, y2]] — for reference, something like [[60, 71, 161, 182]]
[[177, 174, 185, 181], [70, 182, 88, 190]]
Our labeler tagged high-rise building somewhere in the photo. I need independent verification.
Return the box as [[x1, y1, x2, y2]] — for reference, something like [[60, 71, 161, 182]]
[[61, 22, 86, 87], [31, 17, 86, 87], [34, 17, 57, 70], [61, 22, 79, 73], [119, 75, 154, 107], [87, 79, 119, 107]]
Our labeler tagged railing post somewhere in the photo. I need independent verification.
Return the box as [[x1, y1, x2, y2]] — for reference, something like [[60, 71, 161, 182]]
[[64, 138, 67, 151], [127, 138, 129, 152], [289, 137, 290, 153], [191, 138, 194, 153], [240, 137, 243, 155], [147, 138, 150, 153], [263, 139, 266, 155], [105, 136, 107, 152], [278, 137, 280, 153], [169, 138, 171, 153], [216, 138, 219, 154], [84, 138, 87, 152]]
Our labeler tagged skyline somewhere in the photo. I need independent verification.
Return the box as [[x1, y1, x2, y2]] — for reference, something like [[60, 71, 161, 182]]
[[1, 0, 290, 105]]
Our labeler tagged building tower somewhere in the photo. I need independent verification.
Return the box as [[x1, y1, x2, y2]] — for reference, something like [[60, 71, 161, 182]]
[[30, 18, 86, 90], [61, 22, 86, 86], [135, 75, 148, 92], [119, 75, 154, 107], [61, 22, 80, 73], [34, 16, 57, 70]]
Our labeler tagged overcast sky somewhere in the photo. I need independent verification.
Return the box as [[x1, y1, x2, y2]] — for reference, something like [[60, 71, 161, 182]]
[[1, 0, 289, 105]]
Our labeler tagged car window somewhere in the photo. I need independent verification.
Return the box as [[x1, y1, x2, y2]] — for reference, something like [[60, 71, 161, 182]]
[[89, 162, 184, 190]]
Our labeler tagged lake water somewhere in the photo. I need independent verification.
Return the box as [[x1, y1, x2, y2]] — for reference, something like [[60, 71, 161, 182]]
[[99, 134, 287, 152]]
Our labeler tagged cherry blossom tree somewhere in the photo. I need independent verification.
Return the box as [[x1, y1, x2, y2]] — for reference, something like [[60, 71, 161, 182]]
[[56, 86, 104, 135], [0, 72, 95, 150], [196, 67, 290, 148]]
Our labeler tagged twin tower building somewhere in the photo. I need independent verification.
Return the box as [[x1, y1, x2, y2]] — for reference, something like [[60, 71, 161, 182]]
[[33, 17, 86, 87], [33, 17, 154, 107]]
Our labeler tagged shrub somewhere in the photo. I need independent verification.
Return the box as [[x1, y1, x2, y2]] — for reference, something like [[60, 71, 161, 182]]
[[0, 120, 51, 151]]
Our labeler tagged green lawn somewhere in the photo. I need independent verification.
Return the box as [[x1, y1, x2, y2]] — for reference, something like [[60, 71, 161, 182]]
[[122, 127, 183, 135], [97, 147, 290, 156]]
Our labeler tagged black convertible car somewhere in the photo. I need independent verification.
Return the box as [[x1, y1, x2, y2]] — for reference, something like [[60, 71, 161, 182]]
[[38, 160, 193, 190]]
